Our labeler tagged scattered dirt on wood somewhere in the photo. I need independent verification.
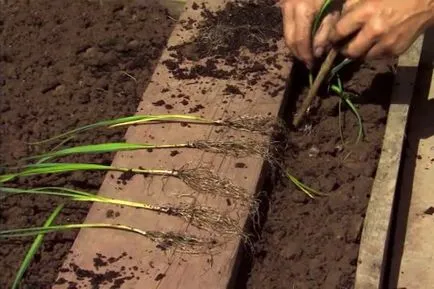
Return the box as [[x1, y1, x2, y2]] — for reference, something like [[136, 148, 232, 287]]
[[162, 0, 288, 98], [55, 252, 137, 289], [117, 170, 135, 185], [0, 0, 175, 287]]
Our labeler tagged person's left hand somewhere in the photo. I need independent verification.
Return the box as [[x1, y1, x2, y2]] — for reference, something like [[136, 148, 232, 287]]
[[329, 0, 434, 59]]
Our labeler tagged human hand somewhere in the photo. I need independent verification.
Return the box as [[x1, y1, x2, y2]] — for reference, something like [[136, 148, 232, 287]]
[[329, 0, 434, 59], [279, 0, 342, 69]]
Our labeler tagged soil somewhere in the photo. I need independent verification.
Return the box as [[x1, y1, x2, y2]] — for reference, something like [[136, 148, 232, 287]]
[[245, 59, 396, 289], [0, 0, 175, 288], [0, 0, 397, 288]]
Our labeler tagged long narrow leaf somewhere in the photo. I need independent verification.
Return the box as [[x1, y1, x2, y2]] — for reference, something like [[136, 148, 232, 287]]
[[30, 114, 212, 145], [11, 204, 63, 289], [0, 163, 172, 183], [0, 186, 157, 210], [286, 171, 323, 198], [28, 115, 150, 145], [107, 114, 212, 128], [25, 143, 156, 163], [330, 80, 364, 144], [312, 0, 333, 37]]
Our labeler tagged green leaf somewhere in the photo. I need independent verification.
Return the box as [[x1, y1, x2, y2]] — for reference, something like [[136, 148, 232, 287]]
[[331, 77, 364, 144], [285, 171, 323, 198], [29, 114, 211, 145], [312, 0, 334, 37], [25, 142, 155, 163], [0, 163, 170, 184], [11, 204, 63, 289]]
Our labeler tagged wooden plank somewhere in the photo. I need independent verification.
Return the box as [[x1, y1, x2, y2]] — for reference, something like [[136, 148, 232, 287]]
[[393, 32, 434, 288], [52, 1, 292, 289], [354, 36, 424, 289]]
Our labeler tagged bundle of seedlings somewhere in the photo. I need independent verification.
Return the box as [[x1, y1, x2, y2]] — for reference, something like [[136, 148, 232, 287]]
[[0, 209, 217, 254], [1, 203, 218, 289], [24, 122, 321, 199], [23, 139, 273, 163], [0, 163, 255, 208], [29, 114, 287, 146], [0, 186, 243, 236]]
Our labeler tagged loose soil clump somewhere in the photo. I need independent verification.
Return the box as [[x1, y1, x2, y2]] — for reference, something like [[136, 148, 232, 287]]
[[0, 0, 175, 287]]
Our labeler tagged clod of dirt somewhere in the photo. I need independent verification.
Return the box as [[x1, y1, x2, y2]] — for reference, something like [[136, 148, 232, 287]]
[[189, 104, 205, 113], [224, 84, 244, 96], [170, 150, 180, 157], [424, 207, 434, 215], [152, 99, 166, 106], [154, 273, 166, 281], [235, 162, 247, 168], [106, 209, 121, 219], [191, 2, 199, 10], [93, 254, 109, 270], [118, 170, 135, 185]]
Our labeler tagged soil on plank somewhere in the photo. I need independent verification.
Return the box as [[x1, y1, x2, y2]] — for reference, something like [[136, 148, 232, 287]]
[[0, 0, 175, 288], [245, 59, 396, 289], [158, 0, 395, 288]]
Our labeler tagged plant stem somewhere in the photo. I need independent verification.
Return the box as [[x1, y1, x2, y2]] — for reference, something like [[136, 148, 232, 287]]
[[0, 163, 178, 183], [293, 48, 339, 128]]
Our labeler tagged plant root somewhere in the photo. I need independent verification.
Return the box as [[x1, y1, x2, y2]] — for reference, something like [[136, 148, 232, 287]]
[[217, 115, 286, 135], [149, 231, 218, 254], [162, 204, 243, 236], [190, 139, 270, 158], [177, 168, 255, 208]]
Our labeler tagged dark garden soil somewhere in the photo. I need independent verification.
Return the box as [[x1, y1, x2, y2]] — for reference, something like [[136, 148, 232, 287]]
[[1, 0, 397, 288], [0, 0, 175, 288], [244, 59, 396, 289]]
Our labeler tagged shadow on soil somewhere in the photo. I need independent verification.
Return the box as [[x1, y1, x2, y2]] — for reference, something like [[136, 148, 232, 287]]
[[385, 27, 434, 289], [232, 54, 400, 288], [231, 60, 309, 289]]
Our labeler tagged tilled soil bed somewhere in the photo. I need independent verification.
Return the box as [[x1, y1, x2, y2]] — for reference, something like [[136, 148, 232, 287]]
[[245, 59, 396, 289], [0, 0, 175, 287]]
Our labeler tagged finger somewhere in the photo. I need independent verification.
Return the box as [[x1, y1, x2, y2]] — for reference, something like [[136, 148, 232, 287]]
[[281, 1, 297, 57], [364, 43, 390, 60], [329, 3, 371, 44], [342, 0, 362, 12], [294, 2, 315, 68], [341, 24, 378, 59], [313, 11, 339, 58]]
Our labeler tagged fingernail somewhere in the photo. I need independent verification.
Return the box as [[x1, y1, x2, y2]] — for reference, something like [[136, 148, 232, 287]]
[[314, 47, 324, 58]]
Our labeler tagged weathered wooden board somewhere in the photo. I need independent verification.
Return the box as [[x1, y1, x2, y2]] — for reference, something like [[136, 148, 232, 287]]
[[354, 36, 424, 289], [52, 1, 292, 289], [392, 31, 434, 289]]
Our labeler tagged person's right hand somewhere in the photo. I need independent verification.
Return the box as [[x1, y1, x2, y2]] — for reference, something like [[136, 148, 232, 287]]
[[279, 0, 341, 69]]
